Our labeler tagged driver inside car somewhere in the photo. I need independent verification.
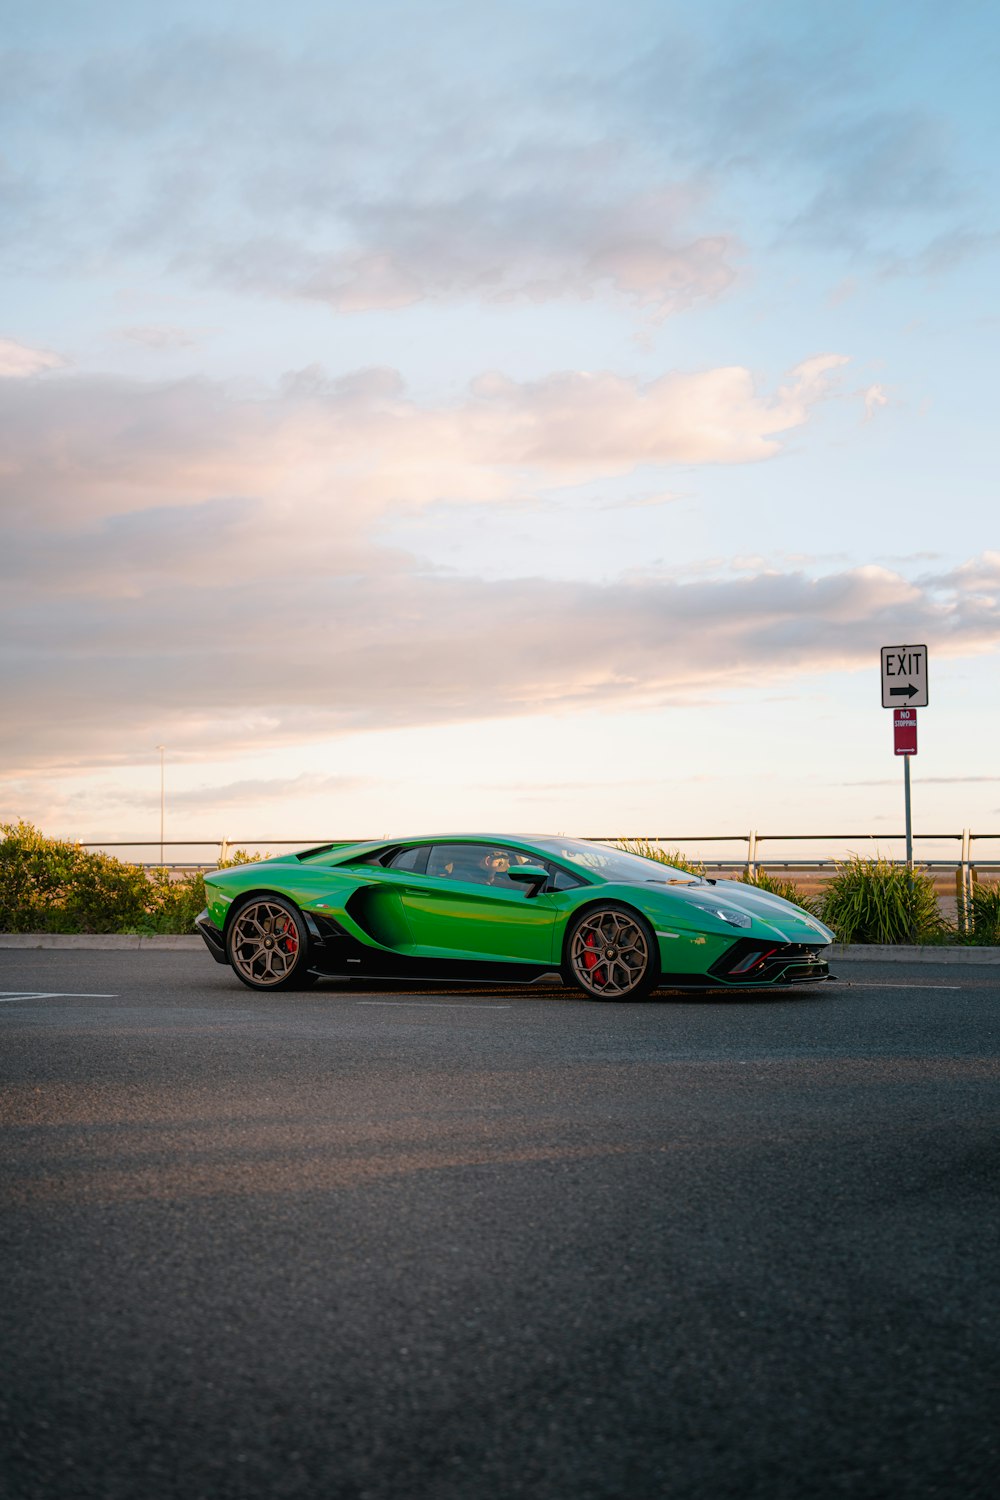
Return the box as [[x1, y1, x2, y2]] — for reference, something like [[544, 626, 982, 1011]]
[[481, 850, 512, 885]]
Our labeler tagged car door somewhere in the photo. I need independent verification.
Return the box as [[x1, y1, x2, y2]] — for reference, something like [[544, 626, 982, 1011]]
[[397, 842, 558, 964]]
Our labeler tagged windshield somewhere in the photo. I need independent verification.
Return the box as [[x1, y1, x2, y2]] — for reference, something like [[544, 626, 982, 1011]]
[[529, 837, 701, 885]]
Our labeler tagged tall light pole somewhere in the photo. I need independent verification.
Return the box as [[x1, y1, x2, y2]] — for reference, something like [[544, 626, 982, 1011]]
[[156, 745, 166, 868]]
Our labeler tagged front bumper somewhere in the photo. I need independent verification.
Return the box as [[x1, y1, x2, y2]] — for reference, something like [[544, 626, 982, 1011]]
[[708, 939, 830, 985]]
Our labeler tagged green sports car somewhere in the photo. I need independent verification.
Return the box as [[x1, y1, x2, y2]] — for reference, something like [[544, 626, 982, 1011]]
[[196, 835, 834, 1000]]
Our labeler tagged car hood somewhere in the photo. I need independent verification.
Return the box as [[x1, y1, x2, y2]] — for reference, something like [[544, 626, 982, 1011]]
[[637, 876, 835, 944]]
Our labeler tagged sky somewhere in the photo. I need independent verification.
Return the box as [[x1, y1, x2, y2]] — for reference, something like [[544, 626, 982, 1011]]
[[1, 0, 998, 862]]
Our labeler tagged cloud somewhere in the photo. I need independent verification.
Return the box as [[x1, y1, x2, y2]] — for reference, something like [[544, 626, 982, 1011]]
[[194, 199, 740, 320], [467, 355, 849, 471], [863, 383, 888, 420], [137, 772, 367, 811], [3, 544, 998, 774], [609, 15, 990, 267], [179, 182, 741, 320], [1, 358, 994, 777], [4, 5, 993, 328], [2, 26, 743, 320], [0, 337, 66, 377], [920, 553, 1000, 601], [118, 325, 205, 349], [881, 229, 1000, 278], [843, 776, 1000, 787], [788, 110, 961, 247], [0, 354, 848, 533], [599, 489, 684, 512], [5, 6, 989, 332], [0, 771, 366, 830]]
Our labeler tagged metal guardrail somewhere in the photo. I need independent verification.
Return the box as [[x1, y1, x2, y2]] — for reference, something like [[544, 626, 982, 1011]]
[[77, 832, 1000, 855], [70, 830, 999, 935], [592, 832, 999, 918], [78, 831, 999, 885]]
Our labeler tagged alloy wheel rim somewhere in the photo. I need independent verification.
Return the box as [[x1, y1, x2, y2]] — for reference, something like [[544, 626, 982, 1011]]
[[230, 901, 301, 986], [570, 909, 649, 996]]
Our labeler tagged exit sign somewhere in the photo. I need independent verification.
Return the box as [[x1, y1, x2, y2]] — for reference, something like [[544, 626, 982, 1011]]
[[894, 708, 918, 756], [881, 644, 928, 707]]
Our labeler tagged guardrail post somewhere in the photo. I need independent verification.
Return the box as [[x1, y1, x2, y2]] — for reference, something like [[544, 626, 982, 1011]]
[[219, 838, 229, 865], [959, 829, 971, 934], [747, 829, 757, 878]]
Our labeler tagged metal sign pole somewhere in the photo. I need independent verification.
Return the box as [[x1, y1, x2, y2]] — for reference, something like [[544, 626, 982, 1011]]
[[156, 744, 166, 869], [903, 754, 915, 941]]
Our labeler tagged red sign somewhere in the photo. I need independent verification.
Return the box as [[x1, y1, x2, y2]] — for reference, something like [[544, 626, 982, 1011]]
[[893, 708, 918, 756]]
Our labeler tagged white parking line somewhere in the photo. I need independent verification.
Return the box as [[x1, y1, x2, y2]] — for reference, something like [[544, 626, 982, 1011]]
[[0, 991, 118, 1002], [356, 999, 512, 1010], [846, 982, 962, 990]]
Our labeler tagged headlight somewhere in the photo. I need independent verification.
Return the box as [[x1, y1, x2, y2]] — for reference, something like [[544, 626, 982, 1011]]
[[689, 902, 752, 929]]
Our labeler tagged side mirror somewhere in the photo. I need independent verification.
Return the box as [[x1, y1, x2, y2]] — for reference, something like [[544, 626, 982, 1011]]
[[507, 864, 548, 897]]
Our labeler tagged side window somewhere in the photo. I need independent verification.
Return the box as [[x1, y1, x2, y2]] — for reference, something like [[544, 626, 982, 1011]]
[[351, 846, 394, 866], [387, 845, 429, 873], [549, 864, 587, 892], [427, 844, 526, 888]]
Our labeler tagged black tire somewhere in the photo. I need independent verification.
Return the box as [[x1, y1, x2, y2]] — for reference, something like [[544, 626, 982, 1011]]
[[563, 903, 660, 1001], [226, 895, 312, 991]]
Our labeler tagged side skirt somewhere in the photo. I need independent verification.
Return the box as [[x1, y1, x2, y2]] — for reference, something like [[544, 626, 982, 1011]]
[[306, 917, 558, 985]]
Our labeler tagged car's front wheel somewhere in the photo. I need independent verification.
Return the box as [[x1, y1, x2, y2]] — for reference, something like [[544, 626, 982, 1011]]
[[564, 904, 660, 1001], [226, 896, 313, 990]]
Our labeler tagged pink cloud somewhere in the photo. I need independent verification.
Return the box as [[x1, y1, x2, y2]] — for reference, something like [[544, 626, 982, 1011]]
[[0, 338, 66, 378]]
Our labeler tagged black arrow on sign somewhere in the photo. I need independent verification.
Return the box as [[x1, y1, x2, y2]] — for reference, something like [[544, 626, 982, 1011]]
[[890, 683, 919, 698]]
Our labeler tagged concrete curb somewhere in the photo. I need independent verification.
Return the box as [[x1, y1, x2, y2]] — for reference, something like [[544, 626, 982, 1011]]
[[2, 934, 999, 965], [831, 944, 1000, 965]]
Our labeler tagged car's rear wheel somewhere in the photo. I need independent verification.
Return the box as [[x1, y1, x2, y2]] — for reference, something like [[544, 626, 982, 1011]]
[[226, 896, 312, 990], [564, 904, 660, 1001]]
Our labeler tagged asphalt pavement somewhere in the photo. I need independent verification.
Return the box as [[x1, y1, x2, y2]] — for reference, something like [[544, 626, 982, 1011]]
[[1, 951, 997, 1500]]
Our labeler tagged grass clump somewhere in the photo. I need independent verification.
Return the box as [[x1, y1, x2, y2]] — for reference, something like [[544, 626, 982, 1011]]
[[615, 839, 705, 876], [964, 879, 1000, 945], [738, 868, 819, 916], [819, 854, 947, 945]]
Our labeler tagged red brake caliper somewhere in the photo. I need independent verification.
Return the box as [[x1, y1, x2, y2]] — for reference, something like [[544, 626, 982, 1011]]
[[280, 918, 298, 956], [583, 930, 606, 985]]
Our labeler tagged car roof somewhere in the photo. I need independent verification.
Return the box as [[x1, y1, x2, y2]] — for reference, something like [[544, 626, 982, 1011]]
[[328, 834, 563, 856]]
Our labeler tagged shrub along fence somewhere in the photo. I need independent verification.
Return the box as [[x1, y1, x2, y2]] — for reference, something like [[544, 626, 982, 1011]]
[[0, 821, 260, 936], [2, 820, 999, 945]]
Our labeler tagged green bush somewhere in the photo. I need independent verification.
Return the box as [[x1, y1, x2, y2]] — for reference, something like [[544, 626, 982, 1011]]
[[0, 824, 155, 933], [820, 855, 947, 945], [63, 848, 153, 933], [139, 852, 261, 934], [967, 879, 1000, 945], [738, 868, 819, 916], [0, 821, 237, 935], [0, 820, 80, 931], [140, 869, 207, 934]]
